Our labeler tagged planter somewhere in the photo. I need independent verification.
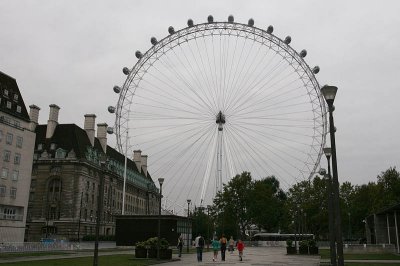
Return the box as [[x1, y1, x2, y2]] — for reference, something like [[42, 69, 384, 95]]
[[159, 249, 173, 260], [299, 246, 308, 255], [286, 246, 297, 254], [309, 246, 319, 255], [135, 248, 147, 258], [148, 248, 157, 258]]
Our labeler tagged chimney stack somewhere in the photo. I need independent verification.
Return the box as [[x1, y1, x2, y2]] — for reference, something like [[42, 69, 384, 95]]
[[96, 123, 108, 152], [141, 155, 148, 177], [133, 150, 142, 173], [29, 104, 40, 131], [45, 104, 60, 139], [84, 114, 96, 146]]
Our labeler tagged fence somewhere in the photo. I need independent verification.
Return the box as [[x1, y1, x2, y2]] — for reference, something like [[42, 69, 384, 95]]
[[0, 241, 78, 253]]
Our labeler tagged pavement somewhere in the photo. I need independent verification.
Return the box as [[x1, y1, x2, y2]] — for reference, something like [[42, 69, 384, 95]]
[[161, 247, 321, 266]]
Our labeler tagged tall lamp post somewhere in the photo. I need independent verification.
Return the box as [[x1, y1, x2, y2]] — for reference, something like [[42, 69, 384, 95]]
[[186, 199, 191, 253], [157, 178, 164, 260], [93, 156, 107, 266], [323, 147, 337, 266], [207, 205, 211, 251], [321, 85, 344, 266]]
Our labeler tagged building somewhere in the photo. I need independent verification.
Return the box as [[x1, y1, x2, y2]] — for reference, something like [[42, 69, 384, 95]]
[[364, 203, 400, 253], [0, 71, 36, 242], [26, 105, 159, 241]]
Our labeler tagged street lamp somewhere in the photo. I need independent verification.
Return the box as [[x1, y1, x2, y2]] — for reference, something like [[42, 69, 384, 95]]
[[93, 156, 107, 266], [321, 85, 344, 266], [207, 205, 211, 251], [157, 178, 164, 260], [323, 147, 337, 266], [187, 199, 191, 253]]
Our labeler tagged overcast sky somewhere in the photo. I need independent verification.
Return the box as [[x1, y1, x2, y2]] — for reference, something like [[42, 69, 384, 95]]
[[1, 0, 400, 191]]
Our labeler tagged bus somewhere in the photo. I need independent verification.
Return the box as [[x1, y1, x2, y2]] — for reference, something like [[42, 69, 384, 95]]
[[251, 233, 314, 247]]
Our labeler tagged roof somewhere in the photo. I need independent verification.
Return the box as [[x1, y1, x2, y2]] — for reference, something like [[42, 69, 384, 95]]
[[35, 123, 154, 183], [367, 202, 400, 217], [0, 71, 30, 121]]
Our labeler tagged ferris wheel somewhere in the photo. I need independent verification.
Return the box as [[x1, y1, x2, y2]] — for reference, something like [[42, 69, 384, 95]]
[[108, 15, 327, 213]]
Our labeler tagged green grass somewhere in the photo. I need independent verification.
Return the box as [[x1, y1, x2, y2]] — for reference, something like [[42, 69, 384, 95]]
[[0, 254, 156, 266], [320, 249, 400, 260], [345, 263, 400, 266], [0, 252, 70, 259]]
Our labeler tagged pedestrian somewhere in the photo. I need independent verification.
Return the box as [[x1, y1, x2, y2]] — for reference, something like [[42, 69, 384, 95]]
[[177, 234, 183, 257], [237, 239, 245, 261], [211, 236, 220, 262], [194, 233, 205, 262], [219, 234, 227, 261], [228, 236, 235, 254]]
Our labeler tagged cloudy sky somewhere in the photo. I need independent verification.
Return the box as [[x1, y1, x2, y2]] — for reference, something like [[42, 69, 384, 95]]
[[1, 0, 399, 194]]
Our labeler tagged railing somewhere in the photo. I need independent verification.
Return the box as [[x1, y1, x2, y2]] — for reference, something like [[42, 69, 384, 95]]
[[0, 241, 78, 253], [0, 214, 24, 221]]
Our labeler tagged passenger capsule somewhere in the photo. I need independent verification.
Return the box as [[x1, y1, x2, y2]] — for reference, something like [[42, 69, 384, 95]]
[[135, 51, 142, 59], [248, 18, 254, 27], [207, 15, 213, 23], [300, 49, 307, 58], [113, 86, 121, 93], [108, 106, 116, 114], [122, 67, 130, 75], [313, 66, 320, 74], [150, 37, 157, 45], [107, 127, 114, 134], [284, 36, 292, 44], [168, 26, 175, 35], [228, 15, 234, 23], [267, 25, 274, 34], [187, 19, 194, 27]]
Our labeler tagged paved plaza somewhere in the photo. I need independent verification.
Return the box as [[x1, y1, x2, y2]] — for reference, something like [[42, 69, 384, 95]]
[[164, 247, 320, 266]]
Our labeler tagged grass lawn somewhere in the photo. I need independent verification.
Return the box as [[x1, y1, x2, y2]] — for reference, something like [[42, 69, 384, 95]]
[[345, 263, 400, 266], [0, 254, 157, 266], [320, 249, 400, 260], [0, 252, 70, 259]]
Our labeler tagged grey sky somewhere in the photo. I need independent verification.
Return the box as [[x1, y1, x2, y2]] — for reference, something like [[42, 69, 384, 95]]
[[1, 0, 399, 192]]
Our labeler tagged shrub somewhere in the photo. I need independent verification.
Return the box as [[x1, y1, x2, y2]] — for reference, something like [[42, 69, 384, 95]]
[[286, 239, 293, 247], [308, 239, 316, 247], [299, 240, 308, 247], [135, 241, 147, 249]]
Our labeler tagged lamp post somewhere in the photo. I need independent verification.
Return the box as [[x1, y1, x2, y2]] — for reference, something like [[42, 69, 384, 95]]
[[321, 85, 344, 266], [77, 191, 83, 242], [93, 156, 107, 266], [157, 178, 164, 260], [187, 199, 191, 253], [207, 205, 211, 251], [323, 147, 337, 266]]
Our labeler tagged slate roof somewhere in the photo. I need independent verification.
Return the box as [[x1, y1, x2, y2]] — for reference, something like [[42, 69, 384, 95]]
[[35, 123, 153, 182], [0, 71, 30, 122]]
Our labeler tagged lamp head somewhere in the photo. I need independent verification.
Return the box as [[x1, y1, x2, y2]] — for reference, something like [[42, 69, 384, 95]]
[[321, 85, 338, 105], [187, 199, 191, 204], [323, 147, 332, 157], [158, 178, 164, 186]]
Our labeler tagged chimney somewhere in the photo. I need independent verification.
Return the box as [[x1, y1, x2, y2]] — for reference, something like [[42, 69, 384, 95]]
[[133, 150, 142, 173], [96, 123, 108, 152], [141, 155, 148, 177], [29, 104, 40, 131], [45, 104, 60, 139], [84, 114, 96, 146]]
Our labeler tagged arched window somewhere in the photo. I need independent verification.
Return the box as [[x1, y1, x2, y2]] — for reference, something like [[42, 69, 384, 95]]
[[48, 178, 62, 202]]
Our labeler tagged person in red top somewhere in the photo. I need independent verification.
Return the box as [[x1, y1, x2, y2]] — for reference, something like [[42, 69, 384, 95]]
[[237, 239, 245, 261]]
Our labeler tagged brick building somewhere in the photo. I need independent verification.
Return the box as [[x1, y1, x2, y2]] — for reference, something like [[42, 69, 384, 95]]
[[26, 105, 159, 241]]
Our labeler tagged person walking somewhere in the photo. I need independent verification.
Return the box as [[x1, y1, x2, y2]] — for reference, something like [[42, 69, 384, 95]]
[[237, 239, 245, 261], [211, 236, 221, 262], [228, 236, 235, 254], [177, 234, 183, 257], [219, 234, 227, 261], [194, 233, 205, 262]]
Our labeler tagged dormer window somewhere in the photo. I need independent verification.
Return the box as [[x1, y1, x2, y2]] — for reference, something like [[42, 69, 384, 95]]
[[4, 89, 8, 97], [55, 148, 66, 159], [13, 94, 18, 101], [37, 144, 43, 151], [16, 106, 21, 113], [50, 143, 56, 150], [6, 101, 11, 109]]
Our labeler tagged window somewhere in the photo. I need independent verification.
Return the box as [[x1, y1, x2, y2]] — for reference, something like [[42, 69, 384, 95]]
[[16, 136, 23, 148], [55, 148, 66, 158], [14, 120, 20, 127], [3, 208, 16, 220], [50, 143, 56, 150], [14, 153, 21, 165], [3, 150, 11, 162], [6, 133, 12, 144], [0, 130, 3, 142], [4, 89, 8, 97], [1, 168, 8, 179], [37, 143, 43, 151], [6, 101, 11, 109], [13, 94, 18, 101], [16, 106, 21, 113], [0, 185, 5, 197], [10, 187, 16, 198], [12, 170, 18, 181], [48, 178, 62, 202]]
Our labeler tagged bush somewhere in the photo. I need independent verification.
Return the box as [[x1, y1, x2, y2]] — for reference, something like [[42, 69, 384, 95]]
[[135, 241, 147, 249], [299, 240, 308, 247], [145, 237, 170, 249], [308, 239, 316, 247], [286, 239, 293, 247]]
